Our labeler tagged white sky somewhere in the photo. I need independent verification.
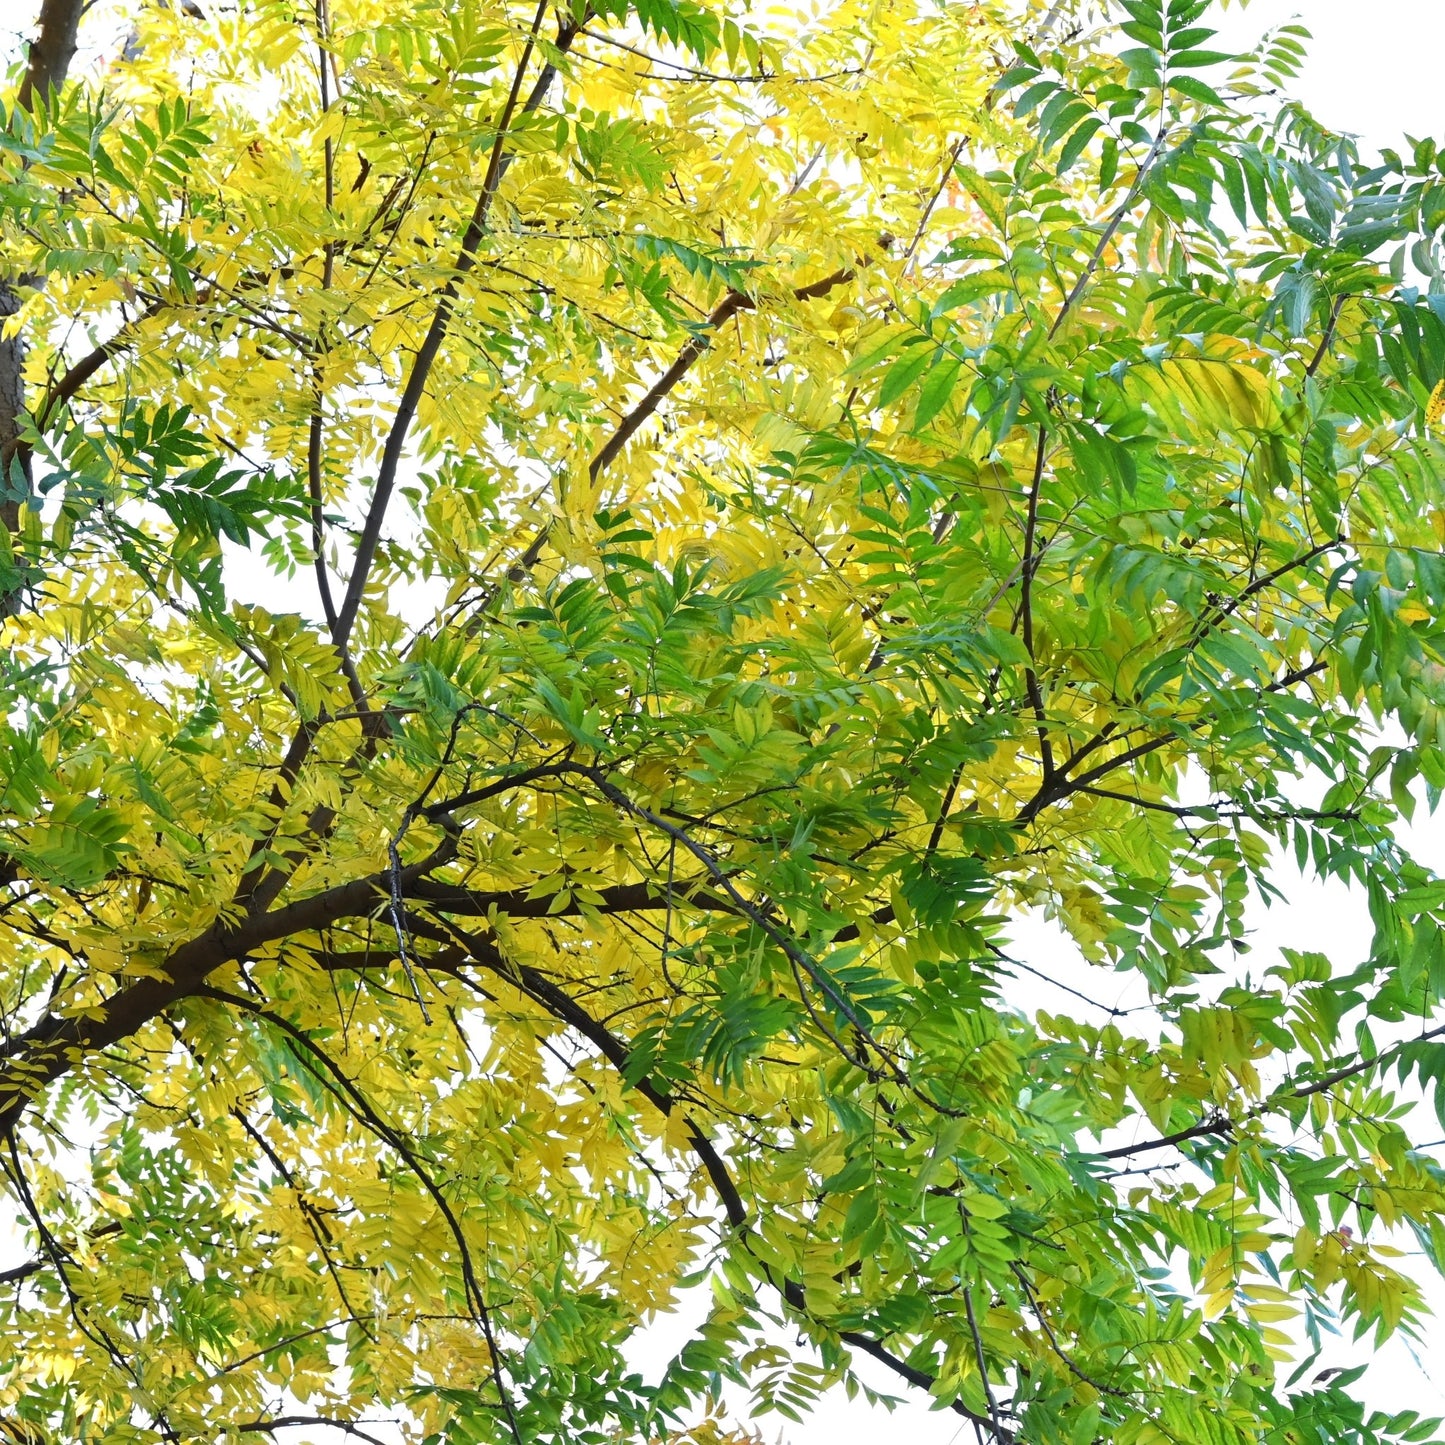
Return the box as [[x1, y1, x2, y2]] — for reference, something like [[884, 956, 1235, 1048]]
[[1209, 0, 1445, 147], [2, 0, 1445, 1440]]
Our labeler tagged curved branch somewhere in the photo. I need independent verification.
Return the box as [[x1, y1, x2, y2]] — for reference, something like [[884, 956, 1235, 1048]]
[[236, 1420, 391, 1445], [0, 837, 454, 1132], [196, 986, 525, 1445]]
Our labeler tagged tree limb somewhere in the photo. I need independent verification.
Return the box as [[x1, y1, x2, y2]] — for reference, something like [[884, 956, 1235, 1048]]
[[14, 0, 85, 113], [334, 2, 575, 648]]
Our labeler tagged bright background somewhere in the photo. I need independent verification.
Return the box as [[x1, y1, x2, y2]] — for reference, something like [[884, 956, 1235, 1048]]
[[1, 0, 1445, 1439]]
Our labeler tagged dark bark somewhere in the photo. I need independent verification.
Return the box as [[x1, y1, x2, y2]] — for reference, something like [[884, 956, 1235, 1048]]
[[0, 283, 28, 523], [15, 0, 86, 112], [0, 847, 451, 1132], [1, 0, 87, 602]]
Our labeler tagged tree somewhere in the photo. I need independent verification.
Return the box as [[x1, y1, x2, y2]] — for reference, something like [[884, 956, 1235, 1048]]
[[2, 0, 1445, 1439]]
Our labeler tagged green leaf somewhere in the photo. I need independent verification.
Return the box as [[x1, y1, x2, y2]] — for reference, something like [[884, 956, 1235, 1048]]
[[879, 344, 937, 406], [914, 355, 964, 428]]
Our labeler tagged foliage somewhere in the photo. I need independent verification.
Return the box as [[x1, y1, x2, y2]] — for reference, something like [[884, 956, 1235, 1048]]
[[1, 0, 1445, 1442]]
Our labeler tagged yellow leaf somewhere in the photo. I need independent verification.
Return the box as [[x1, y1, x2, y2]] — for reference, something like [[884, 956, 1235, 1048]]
[[1428, 379, 1445, 427]]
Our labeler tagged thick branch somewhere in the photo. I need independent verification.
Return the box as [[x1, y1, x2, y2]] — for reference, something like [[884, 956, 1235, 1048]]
[[14, 0, 85, 112], [588, 289, 756, 481], [0, 842, 453, 1132], [411, 875, 733, 919]]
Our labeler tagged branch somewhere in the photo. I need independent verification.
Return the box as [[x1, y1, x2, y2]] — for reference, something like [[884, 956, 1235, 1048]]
[[334, 3, 576, 648], [838, 1328, 1013, 1442], [588, 289, 758, 481], [1286, 1019, 1445, 1102], [33, 299, 170, 431], [236, 1420, 390, 1445], [575, 27, 835, 83], [1017, 732, 1176, 825], [14, 0, 85, 112], [1020, 547, 1337, 826], [231, 721, 325, 915], [411, 875, 734, 919], [198, 988, 525, 1445], [1075, 783, 1359, 826], [0, 1256, 41, 1286], [1018, 424, 1053, 781], [1187, 539, 1339, 646], [231, 1102, 372, 1337], [2, 0, 88, 602], [1010, 1261, 1128, 1398], [1099, 1113, 1233, 1160], [308, 8, 343, 646], [963, 1283, 1003, 1438], [486, 260, 859, 605], [565, 764, 889, 1059], [902, 137, 966, 268], [1096, 1015, 1445, 1162], [1049, 125, 1170, 339], [588, 263, 854, 482], [0, 836, 455, 1132], [307, 400, 341, 637], [1305, 293, 1348, 379], [0, 1219, 121, 1288], [431, 920, 1010, 1441], [0, 756, 751, 1133]]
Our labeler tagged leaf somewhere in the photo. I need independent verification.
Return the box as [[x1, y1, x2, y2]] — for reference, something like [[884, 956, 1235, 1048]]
[[1426, 379, 1445, 428], [913, 355, 963, 428], [879, 344, 937, 406]]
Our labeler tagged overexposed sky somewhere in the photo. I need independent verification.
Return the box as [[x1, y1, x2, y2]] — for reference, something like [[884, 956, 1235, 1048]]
[[1210, 0, 1445, 147]]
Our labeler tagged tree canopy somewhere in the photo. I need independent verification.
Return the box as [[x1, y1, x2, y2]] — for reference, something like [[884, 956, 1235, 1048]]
[[4, 0, 1445, 1441]]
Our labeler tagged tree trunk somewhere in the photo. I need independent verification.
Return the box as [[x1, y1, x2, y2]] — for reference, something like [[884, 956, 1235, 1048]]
[[15, 0, 86, 113]]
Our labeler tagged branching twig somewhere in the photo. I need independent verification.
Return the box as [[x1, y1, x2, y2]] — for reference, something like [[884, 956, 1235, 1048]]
[[1049, 126, 1170, 339]]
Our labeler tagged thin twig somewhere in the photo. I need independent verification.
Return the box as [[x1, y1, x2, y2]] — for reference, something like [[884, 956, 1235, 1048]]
[[1049, 126, 1170, 339], [1305, 293, 1348, 378], [902, 137, 966, 269]]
